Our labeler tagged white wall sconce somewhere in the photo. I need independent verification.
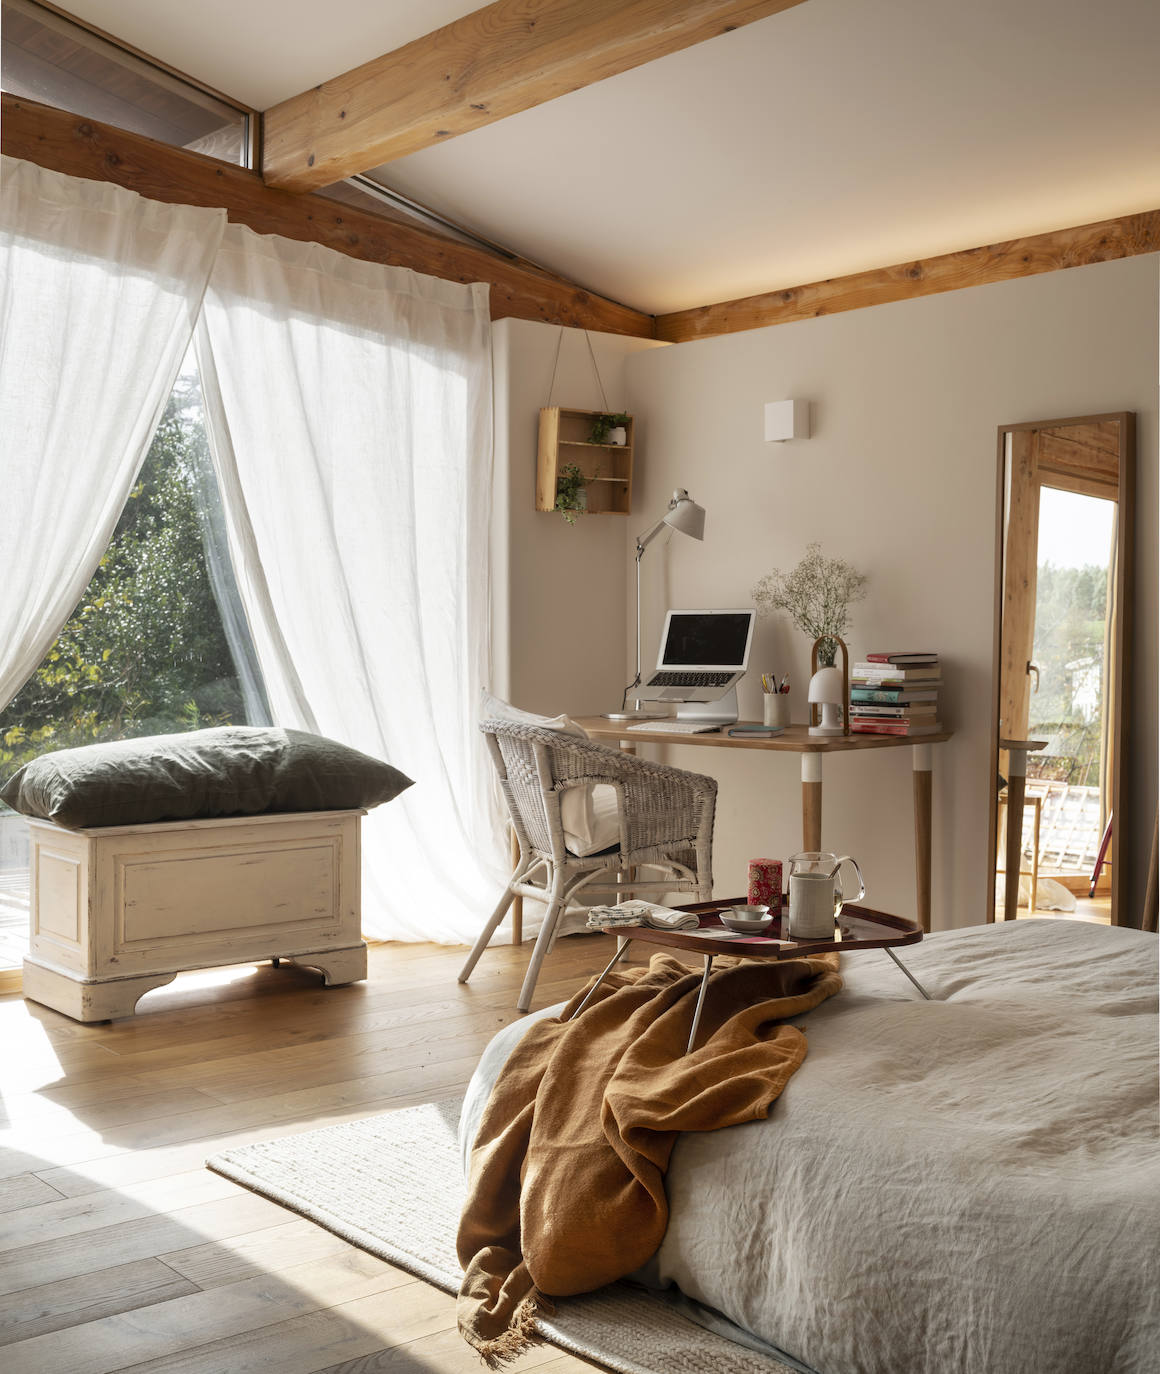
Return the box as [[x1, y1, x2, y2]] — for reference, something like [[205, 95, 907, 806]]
[[764, 399, 810, 442]]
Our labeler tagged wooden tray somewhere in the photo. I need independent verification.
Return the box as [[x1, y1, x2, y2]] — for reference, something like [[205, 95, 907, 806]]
[[608, 896, 923, 960]]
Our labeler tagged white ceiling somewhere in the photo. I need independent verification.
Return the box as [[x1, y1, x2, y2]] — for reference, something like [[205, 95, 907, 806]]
[[60, 0, 1160, 315]]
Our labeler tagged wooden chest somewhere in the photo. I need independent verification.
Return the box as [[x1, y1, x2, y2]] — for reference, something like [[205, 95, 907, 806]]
[[23, 809, 367, 1022]]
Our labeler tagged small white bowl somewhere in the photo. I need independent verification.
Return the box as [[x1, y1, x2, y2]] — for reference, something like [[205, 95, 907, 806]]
[[722, 904, 772, 933]]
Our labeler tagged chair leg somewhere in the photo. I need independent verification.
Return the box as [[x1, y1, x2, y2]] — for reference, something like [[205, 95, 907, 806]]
[[517, 882, 566, 1014], [459, 885, 519, 984]]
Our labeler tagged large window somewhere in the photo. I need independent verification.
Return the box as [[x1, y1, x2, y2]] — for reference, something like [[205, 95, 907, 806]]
[[0, 361, 267, 971]]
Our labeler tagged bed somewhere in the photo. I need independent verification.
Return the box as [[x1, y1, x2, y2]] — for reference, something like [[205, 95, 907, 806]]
[[460, 918, 1160, 1374]]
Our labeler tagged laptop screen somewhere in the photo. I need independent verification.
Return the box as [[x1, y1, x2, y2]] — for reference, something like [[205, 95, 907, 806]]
[[659, 611, 754, 668]]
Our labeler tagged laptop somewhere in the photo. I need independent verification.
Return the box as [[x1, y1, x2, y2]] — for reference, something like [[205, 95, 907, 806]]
[[636, 609, 755, 702]]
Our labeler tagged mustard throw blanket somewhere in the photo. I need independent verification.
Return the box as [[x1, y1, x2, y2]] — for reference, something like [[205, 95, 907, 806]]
[[456, 950, 843, 1366]]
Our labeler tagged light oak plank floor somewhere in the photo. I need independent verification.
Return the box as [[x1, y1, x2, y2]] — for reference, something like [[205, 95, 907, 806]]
[[0, 932, 625, 1372]]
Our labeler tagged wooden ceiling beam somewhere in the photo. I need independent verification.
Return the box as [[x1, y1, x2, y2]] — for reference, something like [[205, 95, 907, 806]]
[[654, 211, 1160, 342], [261, 0, 807, 193], [1, 95, 655, 339]]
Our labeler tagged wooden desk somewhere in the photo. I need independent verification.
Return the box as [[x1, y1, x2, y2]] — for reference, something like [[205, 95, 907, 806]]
[[576, 719, 953, 932]]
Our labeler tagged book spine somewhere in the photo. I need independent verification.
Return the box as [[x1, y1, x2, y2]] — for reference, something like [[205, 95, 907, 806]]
[[864, 653, 938, 664], [851, 678, 941, 689], [850, 706, 935, 717], [851, 688, 908, 702], [853, 669, 942, 679], [851, 722, 938, 736]]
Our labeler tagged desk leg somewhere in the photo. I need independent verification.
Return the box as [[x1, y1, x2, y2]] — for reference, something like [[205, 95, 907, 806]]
[[1030, 796, 1041, 916], [1003, 748, 1028, 922], [509, 827, 523, 945], [913, 743, 932, 933], [801, 754, 823, 851]]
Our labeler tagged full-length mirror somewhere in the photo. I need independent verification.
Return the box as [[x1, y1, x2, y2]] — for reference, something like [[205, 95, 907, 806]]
[[991, 413, 1134, 926]]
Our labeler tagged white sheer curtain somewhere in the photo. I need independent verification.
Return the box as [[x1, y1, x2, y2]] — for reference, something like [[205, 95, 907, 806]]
[[196, 224, 506, 941], [0, 156, 225, 709]]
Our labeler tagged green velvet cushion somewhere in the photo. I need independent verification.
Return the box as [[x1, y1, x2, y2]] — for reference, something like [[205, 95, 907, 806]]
[[0, 726, 413, 829]]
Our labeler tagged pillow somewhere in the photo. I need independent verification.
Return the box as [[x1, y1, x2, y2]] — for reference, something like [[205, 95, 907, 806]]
[[481, 692, 620, 856], [479, 690, 587, 739], [560, 781, 620, 857], [0, 726, 413, 830]]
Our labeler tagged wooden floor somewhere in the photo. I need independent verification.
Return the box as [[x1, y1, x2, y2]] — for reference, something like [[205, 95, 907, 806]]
[[0, 933, 625, 1372]]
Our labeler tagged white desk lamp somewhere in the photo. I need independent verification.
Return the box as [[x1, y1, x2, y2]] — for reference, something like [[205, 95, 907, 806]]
[[608, 488, 707, 720]]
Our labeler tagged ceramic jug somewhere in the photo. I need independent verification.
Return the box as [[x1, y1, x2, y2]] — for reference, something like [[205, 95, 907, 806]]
[[786, 851, 866, 939]]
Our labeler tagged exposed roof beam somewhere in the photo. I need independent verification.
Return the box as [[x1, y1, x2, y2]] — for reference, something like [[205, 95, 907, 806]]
[[1, 95, 654, 339], [654, 211, 1160, 342], [261, 0, 807, 193]]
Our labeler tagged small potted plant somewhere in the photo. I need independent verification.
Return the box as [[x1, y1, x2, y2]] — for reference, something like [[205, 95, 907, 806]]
[[555, 462, 589, 524], [588, 412, 630, 446]]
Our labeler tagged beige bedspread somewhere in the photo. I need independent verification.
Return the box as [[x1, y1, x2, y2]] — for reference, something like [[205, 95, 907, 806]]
[[462, 920, 1160, 1374]]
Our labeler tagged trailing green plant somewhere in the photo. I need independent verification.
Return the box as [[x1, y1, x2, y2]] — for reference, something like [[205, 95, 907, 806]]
[[554, 463, 589, 525], [751, 542, 867, 665], [588, 412, 630, 445]]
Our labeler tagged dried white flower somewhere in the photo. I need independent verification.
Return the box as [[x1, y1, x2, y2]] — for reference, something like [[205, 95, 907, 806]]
[[752, 543, 867, 664]]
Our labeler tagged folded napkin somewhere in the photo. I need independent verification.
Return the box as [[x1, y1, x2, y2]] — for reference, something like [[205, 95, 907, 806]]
[[585, 901, 700, 932]]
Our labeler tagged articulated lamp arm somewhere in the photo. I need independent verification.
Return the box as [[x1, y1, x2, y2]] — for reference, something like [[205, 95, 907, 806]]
[[616, 489, 707, 715]]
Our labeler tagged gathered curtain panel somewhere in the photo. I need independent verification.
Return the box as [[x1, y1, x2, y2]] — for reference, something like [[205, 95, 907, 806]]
[[196, 223, 506, 941], [0, 155, 226, 711]]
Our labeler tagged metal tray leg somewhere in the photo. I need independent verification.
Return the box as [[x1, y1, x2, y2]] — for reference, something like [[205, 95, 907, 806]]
[[686, 954, 715, 1053], [563, 936, 632, 1022], [885, 946, 933, 1000]]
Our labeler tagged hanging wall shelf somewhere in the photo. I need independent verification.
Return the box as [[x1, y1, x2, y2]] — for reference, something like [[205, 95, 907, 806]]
[[537, 407, 634, 517]]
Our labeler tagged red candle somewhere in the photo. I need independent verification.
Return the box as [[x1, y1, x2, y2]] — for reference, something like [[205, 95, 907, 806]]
[[748, 859, 782, 910]]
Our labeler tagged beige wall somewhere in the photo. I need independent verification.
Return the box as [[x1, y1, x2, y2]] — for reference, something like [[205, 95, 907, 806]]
[[624, 255, 1158, 929], [490, 318, 664, 715], [493, 259, 1158, 931]]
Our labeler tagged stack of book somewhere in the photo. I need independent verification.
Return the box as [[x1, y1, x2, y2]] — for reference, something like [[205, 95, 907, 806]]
[[849, 652, 941, 736]]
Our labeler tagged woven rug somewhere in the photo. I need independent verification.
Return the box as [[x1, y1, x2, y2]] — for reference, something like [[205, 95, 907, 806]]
[[208, 1098, 805, 1374]]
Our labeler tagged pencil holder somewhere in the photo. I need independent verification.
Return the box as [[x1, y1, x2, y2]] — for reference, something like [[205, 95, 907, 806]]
[[763, 693, 791, 728]]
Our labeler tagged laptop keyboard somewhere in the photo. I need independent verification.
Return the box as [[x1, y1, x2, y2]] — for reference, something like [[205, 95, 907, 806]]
[[646, 670, 735, 688]]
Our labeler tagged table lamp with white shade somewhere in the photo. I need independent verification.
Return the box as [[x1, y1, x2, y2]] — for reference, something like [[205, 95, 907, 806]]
[[607, 488, 707, 720]]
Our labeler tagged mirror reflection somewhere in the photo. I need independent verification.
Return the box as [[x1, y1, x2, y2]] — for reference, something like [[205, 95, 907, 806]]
[[993, 414, 1134, 926]]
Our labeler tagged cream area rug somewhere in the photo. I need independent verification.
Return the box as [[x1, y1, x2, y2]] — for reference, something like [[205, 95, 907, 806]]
[[208, 1098, 811, 1374]]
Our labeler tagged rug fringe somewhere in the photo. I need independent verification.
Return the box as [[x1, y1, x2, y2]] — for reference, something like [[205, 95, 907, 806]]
[[467, 1291, 546, 1370]]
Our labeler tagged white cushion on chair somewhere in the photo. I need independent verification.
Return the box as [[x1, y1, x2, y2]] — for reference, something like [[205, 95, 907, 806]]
[[560, 782, 619, 856], [481, 693, 619, 856]]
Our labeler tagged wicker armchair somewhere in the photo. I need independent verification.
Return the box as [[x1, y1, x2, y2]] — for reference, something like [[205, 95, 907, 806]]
[[459, 718, 717, 1011]]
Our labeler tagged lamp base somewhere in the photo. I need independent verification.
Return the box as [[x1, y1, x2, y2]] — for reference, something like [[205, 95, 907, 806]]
[[808, 697, 845, 736]]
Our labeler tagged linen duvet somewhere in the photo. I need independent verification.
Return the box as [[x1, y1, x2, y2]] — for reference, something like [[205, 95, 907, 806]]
[[461, 919, 1160, 1374]]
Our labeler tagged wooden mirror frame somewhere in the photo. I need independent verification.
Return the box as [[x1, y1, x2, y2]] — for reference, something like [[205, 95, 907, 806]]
[[987, 412, 1135, 925]]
